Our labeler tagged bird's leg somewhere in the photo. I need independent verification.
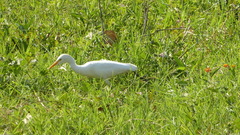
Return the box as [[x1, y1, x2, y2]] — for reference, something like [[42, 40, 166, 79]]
[[104, 79, 111, 86]]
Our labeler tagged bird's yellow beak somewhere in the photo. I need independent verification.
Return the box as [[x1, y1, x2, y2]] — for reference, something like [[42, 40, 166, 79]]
[[48, 60, 60, 69]]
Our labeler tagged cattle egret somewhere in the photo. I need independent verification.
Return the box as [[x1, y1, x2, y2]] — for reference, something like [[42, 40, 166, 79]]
[[48, 54, 137, 84]]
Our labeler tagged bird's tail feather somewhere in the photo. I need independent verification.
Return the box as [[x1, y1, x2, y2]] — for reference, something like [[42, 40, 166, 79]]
[[129, 64, 137, 71]]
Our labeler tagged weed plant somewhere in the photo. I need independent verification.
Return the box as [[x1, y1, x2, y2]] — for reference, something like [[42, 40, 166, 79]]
[[0, 0, 239, 134]]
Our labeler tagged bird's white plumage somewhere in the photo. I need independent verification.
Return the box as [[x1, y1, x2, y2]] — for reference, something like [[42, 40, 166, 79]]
[[48, 54, 137, 84]]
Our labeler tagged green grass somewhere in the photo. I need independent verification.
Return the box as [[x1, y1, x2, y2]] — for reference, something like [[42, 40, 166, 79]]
[[0, 0, 240, 134]]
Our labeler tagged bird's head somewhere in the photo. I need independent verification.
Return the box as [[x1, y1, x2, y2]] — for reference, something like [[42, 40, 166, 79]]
[[48, 54, 75, 69]]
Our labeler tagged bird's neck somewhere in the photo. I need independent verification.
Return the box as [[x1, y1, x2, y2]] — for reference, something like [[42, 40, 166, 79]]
[[70, 63, 86, 75], [69, 62, 78, 71]]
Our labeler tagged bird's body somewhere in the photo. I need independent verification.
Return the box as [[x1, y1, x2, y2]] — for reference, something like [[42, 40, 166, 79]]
[[48, 54, 137, 84], [73, 60, 137, 79]]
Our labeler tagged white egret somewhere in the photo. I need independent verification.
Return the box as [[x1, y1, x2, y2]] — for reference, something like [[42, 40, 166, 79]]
[[48, 54, 137, 84]]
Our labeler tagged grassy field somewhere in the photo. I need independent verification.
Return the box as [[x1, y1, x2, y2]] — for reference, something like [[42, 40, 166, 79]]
[[0, 0, 239, 134]]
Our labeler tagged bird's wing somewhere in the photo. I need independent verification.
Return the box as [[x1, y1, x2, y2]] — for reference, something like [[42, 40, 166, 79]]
[[84, 61, 133, 79]]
